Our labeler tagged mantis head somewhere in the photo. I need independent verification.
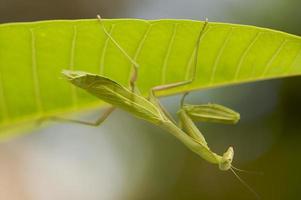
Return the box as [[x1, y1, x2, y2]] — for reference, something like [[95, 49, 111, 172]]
[[218, 146, 234, 171]]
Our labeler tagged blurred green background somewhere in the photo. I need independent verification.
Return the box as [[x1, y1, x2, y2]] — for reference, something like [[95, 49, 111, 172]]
[[1, 0, 301, 199]]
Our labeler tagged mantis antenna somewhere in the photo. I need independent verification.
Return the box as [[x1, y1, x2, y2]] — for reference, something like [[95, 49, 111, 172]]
[[230, 168, 261, 199], [232, 165, 264, 175]]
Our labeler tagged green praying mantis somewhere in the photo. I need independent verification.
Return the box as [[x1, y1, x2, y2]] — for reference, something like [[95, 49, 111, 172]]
[[49, 15, 260, 198]]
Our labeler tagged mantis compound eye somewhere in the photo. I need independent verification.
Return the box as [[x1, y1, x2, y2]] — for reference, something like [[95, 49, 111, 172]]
[[218, 146, 234, 171]]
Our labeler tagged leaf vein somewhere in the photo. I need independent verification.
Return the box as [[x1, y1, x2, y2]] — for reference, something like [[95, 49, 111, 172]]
[[0, 65, 8, 120], [185, 26, 211, 80], [210, 27, 234, 84], [99, 25, 115, 75], [262, 38, 287, 76], [161, 23, 178, 84], [234, 31, 261, 80], [30, 28, 43, 113], [285, 44, 301, 75], [127, 23, 153, 83]]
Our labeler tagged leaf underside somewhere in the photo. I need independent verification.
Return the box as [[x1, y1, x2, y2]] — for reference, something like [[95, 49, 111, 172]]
[[0, 19, 301, 139]]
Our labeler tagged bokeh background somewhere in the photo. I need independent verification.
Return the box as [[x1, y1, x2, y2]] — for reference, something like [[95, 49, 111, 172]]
[[1, 0, 301, 199]]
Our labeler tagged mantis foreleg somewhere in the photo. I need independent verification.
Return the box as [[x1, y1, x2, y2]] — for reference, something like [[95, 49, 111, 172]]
[[177, 108, 208, 147]]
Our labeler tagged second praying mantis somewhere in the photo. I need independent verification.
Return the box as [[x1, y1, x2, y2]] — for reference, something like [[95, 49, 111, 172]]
[[50, 15, 259, 198]]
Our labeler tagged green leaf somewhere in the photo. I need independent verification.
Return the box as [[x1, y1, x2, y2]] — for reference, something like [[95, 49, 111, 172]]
[[0, 19, 301, 139]]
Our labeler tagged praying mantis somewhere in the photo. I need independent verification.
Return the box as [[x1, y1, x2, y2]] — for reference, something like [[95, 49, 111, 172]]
[[56, 15, 260, 198]]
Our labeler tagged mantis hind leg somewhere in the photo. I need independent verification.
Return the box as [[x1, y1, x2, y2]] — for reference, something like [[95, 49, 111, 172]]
[[37, 106, 115, 127], [180, 18, 208, 107], [97, 15, 140, 93]]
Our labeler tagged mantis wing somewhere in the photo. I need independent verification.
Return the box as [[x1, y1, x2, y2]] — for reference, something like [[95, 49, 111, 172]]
[[62, 70, 165, 125]]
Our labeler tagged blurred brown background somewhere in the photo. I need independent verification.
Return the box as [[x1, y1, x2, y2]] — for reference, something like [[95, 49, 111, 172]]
[[1, 0, 301, 199]]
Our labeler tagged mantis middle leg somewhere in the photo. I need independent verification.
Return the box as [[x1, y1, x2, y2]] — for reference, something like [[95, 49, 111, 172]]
[[148, 19, 209, 122]]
